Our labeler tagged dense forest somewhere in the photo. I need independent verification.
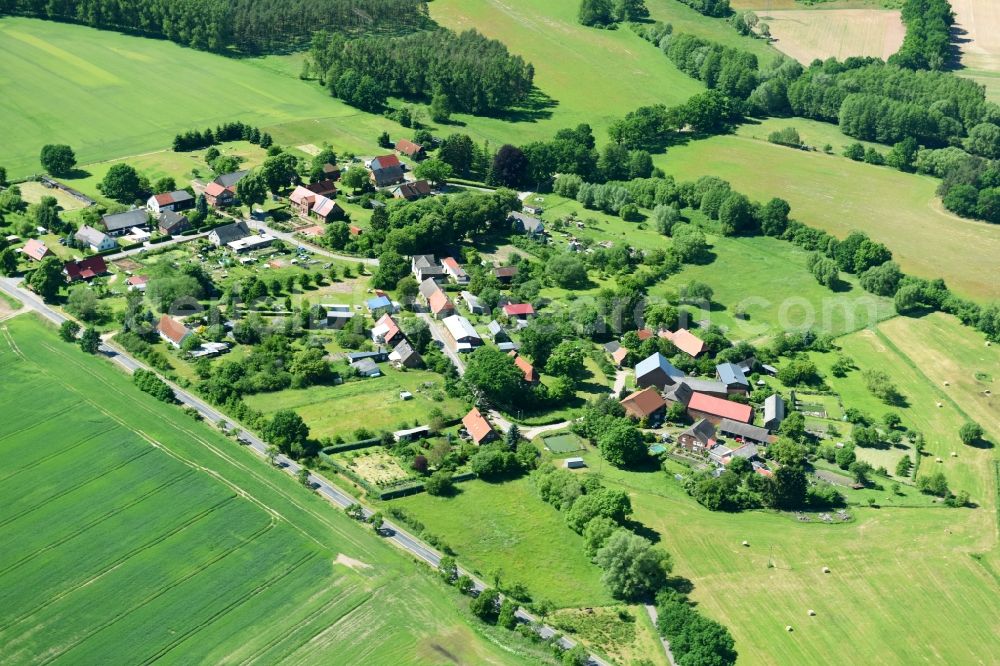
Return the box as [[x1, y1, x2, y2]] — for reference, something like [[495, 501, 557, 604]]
[[888, 0, 954, 71], [0, 0, 430, 52], [307, 29, 535, 115]]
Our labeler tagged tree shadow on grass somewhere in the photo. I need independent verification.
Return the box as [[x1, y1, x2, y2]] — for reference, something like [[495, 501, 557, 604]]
[[494, 87, 558, 124], [966, 438, 995, 450]]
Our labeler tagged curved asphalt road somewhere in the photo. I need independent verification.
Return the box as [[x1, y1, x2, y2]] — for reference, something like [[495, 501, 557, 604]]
[[0, 277, 607, 666]]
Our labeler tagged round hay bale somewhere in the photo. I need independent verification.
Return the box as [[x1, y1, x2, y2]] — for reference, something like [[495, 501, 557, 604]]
[[822, 566, 831, 573], [943, 381, 950, 387], [936, 457, 943, 463], [808, 610, 816, 616], [786, 625, 794, 632], [742, 540, 750, 547], [951, 451, 958, 457], [937, 402, 943, 408]]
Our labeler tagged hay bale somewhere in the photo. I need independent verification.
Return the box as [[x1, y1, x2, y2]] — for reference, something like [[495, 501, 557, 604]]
[[936, 457, 943, 463], [951, 451, 958, 457], [943, 381, 950, 387], [822, 566, 830, 573], [742, 540, 750, 547], [808, 610, 816, 616], [786, 625, 794, 632]]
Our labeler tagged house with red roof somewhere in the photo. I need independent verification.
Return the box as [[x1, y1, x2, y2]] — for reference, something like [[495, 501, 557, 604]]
[[126, 275, 149, 291], [391, 180, 432, 201], [20, 238, 49, 262], [509, 352, 539, 384], [502, 303, 535, 319], [441, 257, 469, 284], [289, 185, 345, 222], [428, 289, 456, 319], [661, 328, 706, 357], [395, 139, 426, 160], [371, 313, 404, 346], [620, 387, 666, 421], [146, 190, 194, 215], [204, 182, 235, 208], [157, 314, 193, 348], [462, 407, 497, 445], [63, 256, 108, 282], [369, 155, 405, 187], [636, 328, 654, 341]]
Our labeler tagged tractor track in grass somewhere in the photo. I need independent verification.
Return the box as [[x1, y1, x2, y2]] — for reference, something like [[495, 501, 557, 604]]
[[0, 447, 154, 529], [138, 552, 319, 664], [0, 494, 239, 633], [0, 470, 194, 576], [0, 400, 89, 446], [36, 517, 278, 665], [0, 422, 116, 481]]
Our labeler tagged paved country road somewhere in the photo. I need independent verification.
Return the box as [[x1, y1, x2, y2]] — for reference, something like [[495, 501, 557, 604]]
[[0, 277, 609, 666]]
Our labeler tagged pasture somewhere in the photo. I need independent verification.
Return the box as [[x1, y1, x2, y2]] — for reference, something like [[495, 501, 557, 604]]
[[0, 314, 528, 665], [657, 134, 1000, 300], [243, 369, 466, 439], [574, 446, 1000, 666], [760, 9, 904, 63], [394, 477, 614, 609]]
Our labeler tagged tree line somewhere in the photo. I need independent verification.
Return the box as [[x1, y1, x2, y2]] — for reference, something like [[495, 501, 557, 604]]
[[888, 0, 954, 71], [0, 0, 430, 52], [172, 121, 272, 152], [307, 28, 534, 115]]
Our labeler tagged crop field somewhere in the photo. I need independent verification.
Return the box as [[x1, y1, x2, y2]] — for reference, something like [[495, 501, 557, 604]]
[[657, 134, 1000, 301], [394, 477, 614, 609], [243, 369, 467, 439], [761, 9, 904, 63], [0, 314, 529, 665], [574, 445, 1000, 666]]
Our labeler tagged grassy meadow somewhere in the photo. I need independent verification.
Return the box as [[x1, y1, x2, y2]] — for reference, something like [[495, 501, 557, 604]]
[[0, 314, 532, 665], [657, 133, 1000, 301]]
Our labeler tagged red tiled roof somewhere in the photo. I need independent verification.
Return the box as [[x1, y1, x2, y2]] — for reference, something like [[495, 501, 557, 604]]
[[157, 314, 191, 346], [442, 257, 461, 270], [395, 139, 424, 156], [494, 266, 518, 278], [349, 225, 363, 235], [64, 256, 108, 281], [687, 392, 752, 423], [503, 303, 535, 317], [126, 275, 148, 286], [22, 238, 49, 261], [429, 289, 454, 315], [664, 328, 705, 357], [463, 407, 495, 444], [636, 328, 654, 341], [306, 180, 337, 196], [611, 346, 629, 365], [204, 182, 226, 197], [289, 185, 316, 205], [620, 387, 666, 420], [372, 154, 401, 170], [153, 192, 173, 206], [512, 355, 539, 383], [376, 313, 401, 342]]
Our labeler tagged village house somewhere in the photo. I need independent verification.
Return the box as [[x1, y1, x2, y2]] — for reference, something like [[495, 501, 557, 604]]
[[708, 442, 760, 466], [716, 363, 750, 394], [389, 339, 423, 369], [322, 162, 341, 180], [146, 190, 194, 215], [509, 211, 544, 235], [306, 179, 337, 197], [620, 387, 667, 423], [687, 392, 753, 425], [494, 265, 518, 284], [126, 275, 148, 292], [487, 320, 511, 345], [635, 352, 685, 389], [157, 314, 192, 348], [462, 407, 497, 445], [678, 419, 717, 453], [509, 352, 539, 384], [395, 138, 426, 160], [764, 394, 786, 431], [604, 341, 630, 368], [289, 185, 345, 222], [390, 180, 432, 201], [371, 313, 404, 347], [428, 289, 456, 319], [347, 348, 389, 364], [365, 295, 396, 315], [102, 209, 149, 237], [679, 377, 730, 399], [442, 257, 469, 284], [502, 303, 535, 319], [208, 221, 251, 247], [157, 210, 190, 236], [636, 328, 654, 341], [717, 419, 774, 446], [461, 291, 486, 315], [351, 357, 382, 378], [660, 328, 705, 358], [204, 182, 235, 208], [20, 238, 49, 262], [323, 304, 355, 329], [412, 255, 448, 283], [227, 232, 274, 253], [369, 155, 406, 187], [442, 315, 482, 352], [64, 255, 108, 282]]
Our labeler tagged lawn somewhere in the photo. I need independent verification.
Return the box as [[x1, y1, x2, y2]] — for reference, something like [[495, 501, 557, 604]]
[[393, 477, 614, 609], [542, 432, 585, 454], [0, 17, 376, 178], [657, 133, 1000, 301], [243, 368, 467, 439], [0, 314, 530, 665]]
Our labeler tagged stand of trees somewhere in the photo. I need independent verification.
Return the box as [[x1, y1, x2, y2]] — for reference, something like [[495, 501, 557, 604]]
[[173, 121, 270, 152], [0, 0, 430, 53], [308, 28, 534, 115], [888, 0, 954, 71]]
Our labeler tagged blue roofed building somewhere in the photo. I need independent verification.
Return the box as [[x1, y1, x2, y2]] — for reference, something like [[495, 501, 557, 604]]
[[635, 352, 685, 389], [366, 295, 396, 315], [716, 362, 750, 394]]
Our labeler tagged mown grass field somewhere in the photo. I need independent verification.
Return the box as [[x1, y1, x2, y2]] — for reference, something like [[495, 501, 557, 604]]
[[0, 314, 531, 665], [657, 134, 1000, 300], [761, 8, 904, 63], [394, 476, 614, 609], [243, 369, 467, 439]]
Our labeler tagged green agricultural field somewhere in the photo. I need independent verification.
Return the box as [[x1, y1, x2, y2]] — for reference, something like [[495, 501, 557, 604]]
[[393, 477, 614, 609], [243, 369, 467, 439], [0, 314, 533, 665], [657, 133, 1000, 301], [0, 17, 383, 178], [573, 446, 1000, 666]]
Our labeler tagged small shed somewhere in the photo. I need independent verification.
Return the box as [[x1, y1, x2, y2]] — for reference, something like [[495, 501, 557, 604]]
[[564, 457, 586, 469]]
